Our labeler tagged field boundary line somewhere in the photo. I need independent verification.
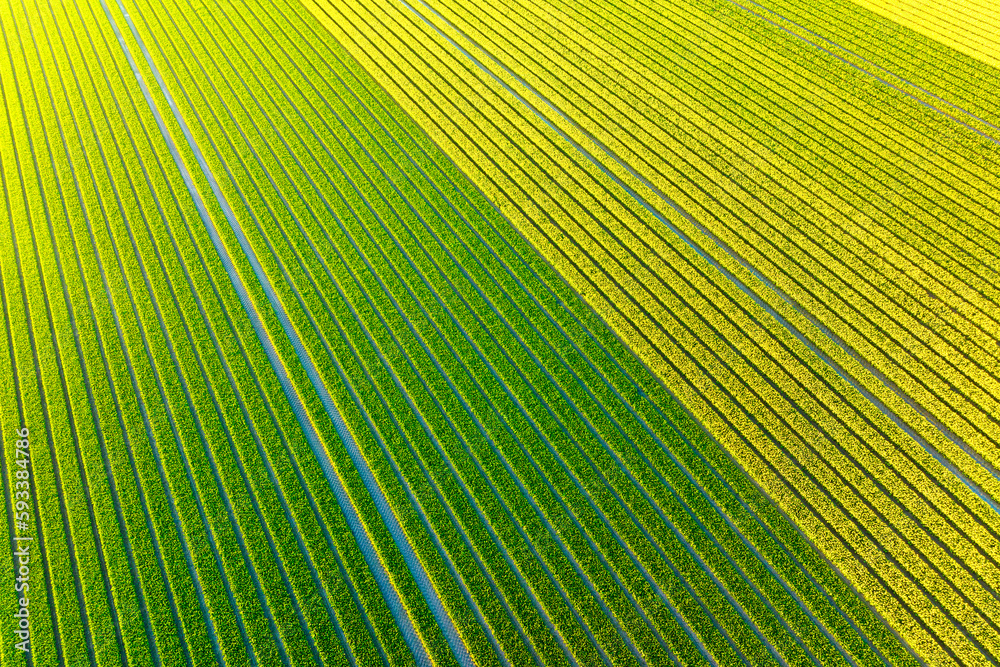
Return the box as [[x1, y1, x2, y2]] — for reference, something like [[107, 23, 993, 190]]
[[316, 6, 956, 656], [391, 0, 1000, 516], [97, 0, 468, 663], [328, 11, 920, 667]]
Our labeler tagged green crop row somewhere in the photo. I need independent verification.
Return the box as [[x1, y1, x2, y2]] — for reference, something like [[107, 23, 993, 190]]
[[56, 3, 257, 662], [0, 161, 59, 667], [0, 255, 25, 667], [59, 0, 249, 660], [115, 0, 572, 664]]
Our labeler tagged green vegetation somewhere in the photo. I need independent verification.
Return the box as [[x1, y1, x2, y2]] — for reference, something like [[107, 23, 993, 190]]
[[2, 0, 990, 662]]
